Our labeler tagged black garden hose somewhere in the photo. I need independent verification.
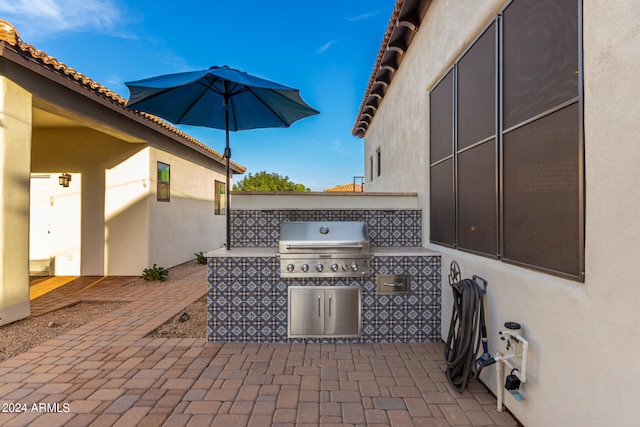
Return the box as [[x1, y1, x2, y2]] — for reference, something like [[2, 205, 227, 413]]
[[444, 277, 485, 392]]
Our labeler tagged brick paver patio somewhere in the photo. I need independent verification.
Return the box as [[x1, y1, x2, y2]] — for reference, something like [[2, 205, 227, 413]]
[[0, 270, 520, 426]]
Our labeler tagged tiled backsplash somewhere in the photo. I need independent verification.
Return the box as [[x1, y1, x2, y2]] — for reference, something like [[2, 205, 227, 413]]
[[208, 255, 441, 344], [230, 209, 422, 247]]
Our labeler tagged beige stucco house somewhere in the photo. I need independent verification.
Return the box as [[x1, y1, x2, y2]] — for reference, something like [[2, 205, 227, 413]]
[[0, 21, 245, 326], [354, 0, 639, 425]]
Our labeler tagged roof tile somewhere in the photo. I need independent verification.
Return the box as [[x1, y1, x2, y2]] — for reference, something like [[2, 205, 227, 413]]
[[0, 20, 245, 173]]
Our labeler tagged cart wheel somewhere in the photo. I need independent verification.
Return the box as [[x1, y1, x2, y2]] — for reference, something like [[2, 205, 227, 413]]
[[449, 260, 461, 286]]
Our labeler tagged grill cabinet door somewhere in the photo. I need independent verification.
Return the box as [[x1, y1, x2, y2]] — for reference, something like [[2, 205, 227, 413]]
[[324, 287, 360, 337], [288, 287, 324, 336]]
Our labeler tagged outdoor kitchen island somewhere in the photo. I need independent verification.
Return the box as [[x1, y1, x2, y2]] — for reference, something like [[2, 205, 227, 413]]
[[206, 221, 442, 344]]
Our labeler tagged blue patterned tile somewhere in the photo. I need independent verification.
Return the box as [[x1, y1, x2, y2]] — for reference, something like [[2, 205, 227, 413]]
[[208, 255, 441, 344], [229, 209, 422, 248]]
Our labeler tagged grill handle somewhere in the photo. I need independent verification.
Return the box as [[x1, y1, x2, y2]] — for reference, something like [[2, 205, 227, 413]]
[[285, 243, 364, 250]]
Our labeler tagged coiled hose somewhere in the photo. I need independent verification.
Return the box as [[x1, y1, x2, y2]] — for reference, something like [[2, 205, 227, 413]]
[[444, 277, 485, 392]]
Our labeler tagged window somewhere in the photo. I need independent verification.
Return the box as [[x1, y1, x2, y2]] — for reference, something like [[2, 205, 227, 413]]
[[429, 0, 583, 280], [429, 69, 455, 247], [157, 162, 170, 202], [214, 180, 226, 215], [456, 20, 498, 257], [376, 148, 381, 177], [370, 156, 374, 181], [501, 0, 581, 278]]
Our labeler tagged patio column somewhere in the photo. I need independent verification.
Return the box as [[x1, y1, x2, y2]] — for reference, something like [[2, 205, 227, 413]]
[[0, 76, 32, 326]]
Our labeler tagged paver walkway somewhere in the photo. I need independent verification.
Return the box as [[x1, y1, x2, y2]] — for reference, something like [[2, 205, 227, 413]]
[[1, 271, 520, 426], [28, 276, 137, 316]]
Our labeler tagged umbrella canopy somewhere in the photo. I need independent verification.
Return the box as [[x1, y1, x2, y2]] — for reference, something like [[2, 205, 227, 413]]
[[126, 66, 319, 131], [125, 66, 319, 249]]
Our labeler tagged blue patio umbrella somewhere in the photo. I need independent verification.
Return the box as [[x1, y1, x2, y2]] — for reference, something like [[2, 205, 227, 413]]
[[125, 66, 319, 250]]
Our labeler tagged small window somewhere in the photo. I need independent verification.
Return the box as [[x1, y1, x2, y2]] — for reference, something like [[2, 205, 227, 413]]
[[370, 156, 374, 181], [214, 180, 226, 215], [376, 148, 381, 177], [157, 162, 170, 202]]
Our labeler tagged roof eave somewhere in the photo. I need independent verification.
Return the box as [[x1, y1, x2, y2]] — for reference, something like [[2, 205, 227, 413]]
[[351, 0, 432, 138], [0, 20, 246, 174]]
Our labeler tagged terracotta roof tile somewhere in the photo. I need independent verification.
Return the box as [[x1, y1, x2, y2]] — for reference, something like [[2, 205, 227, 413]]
[[352, 0, 430, 138], [323, 183, 364, 192], [352, 1, 404, 137], [0, 20, 245, 173]]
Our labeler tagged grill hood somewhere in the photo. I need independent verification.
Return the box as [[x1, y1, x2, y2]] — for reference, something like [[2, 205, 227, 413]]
[[278, 221, 369, 254]]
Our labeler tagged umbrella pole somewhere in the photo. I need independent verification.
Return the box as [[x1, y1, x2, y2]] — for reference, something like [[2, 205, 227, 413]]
[[222, 82, 232, 251], [225, 109, 231, 251]]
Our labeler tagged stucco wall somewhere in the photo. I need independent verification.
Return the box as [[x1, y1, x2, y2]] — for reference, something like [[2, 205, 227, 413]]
[[32, 127, 144, 275], [49, 173, 82, 275], [104, 148, 150, 275], [148, 147, 228, 269], [364, 1, 504, 195], [32, 131, 228, 275], [362, 0, 640, 425], [232, 191, 418, 210], [0, 77, 31, 326]]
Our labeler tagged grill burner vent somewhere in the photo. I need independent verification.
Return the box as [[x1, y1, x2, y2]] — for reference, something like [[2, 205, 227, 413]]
[[278, 221, 370, 278]]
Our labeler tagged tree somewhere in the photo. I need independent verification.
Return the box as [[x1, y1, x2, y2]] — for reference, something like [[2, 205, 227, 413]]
[[233, 171, 311, 192]]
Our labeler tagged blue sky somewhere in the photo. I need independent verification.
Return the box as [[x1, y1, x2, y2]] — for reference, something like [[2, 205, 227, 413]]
[[1, 0, 395, 191]]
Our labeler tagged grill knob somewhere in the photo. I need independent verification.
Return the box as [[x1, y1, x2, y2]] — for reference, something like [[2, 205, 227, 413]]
[[315, 264, 324, 272], [301, 264, 309, 272], [341, 264, 348, 271], [330, 263, 339, 272], [286, 264, 295, 272], [350, 262, 359, 272]]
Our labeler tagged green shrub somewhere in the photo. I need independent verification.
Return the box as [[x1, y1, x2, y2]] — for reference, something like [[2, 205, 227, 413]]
[[141, 264, 169, 282], [194, 252, 207, 265]]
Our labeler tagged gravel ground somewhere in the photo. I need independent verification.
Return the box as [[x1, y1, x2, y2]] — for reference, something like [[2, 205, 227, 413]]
[[0, 301, 127, 362], [0, 261, 208, 362], [145, 294, 207, 339]]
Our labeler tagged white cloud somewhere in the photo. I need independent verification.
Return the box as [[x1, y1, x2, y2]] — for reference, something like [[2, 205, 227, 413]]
[[0, 0, 124, 39], [332, 139, 349, 155], [307, 138, 350, 155], [347, 10, 380, 22], [315, 40, 337, 54]]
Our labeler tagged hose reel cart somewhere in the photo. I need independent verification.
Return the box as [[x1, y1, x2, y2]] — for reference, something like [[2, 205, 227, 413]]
[[444, 261, 491, 392]]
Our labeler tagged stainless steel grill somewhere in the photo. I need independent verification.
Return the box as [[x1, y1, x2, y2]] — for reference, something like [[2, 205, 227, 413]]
[[278, 221, 370, 278]]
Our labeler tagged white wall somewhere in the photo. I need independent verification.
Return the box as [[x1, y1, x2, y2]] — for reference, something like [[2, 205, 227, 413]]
[[32, 128, 229, 276], [148, 147, 228, 268], [364, 1, 504, 195], [232, 191, 418, 210], [29, 174, 81, 276], [362, 0, 640, 425], [105, 149, 150, 275], [32, 127, 143, 276], [49, 174, 82, 275]]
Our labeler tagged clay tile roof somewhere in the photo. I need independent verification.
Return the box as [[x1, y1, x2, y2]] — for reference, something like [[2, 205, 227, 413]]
[[352, 0, 431, 138], [0, 20, 245, 174], [323, 183, 364, 193]]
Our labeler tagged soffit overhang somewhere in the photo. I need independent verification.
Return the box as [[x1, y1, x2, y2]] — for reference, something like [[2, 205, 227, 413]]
[[352, 0, 432, 138], [0, 20, 246, 174]]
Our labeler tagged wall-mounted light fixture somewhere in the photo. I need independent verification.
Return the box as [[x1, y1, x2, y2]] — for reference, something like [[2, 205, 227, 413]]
[[58, 173, 72, 188]]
